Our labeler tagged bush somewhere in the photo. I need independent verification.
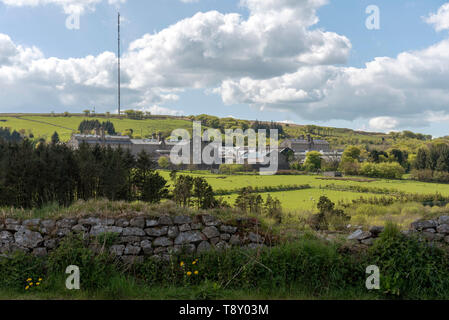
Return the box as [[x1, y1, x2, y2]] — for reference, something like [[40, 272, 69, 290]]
[[359, 162, 404, 179], [47, 234, 118, 290], [367, 222, 449, 298]]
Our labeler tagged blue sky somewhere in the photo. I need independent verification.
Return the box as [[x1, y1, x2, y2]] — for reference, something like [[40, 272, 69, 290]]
[[1, 0, 449, 136]]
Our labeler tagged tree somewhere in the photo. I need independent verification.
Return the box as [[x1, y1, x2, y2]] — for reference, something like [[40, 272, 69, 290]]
[[304, 151, 322, 171], [158, 156, 170, 169], [51, 131, 60, 144], [83, 110, 91, 117], [193, 177, 216, 209], [415, 148, 427, 170], [173, 175, 194, 207], [133, 151, 167, 203]]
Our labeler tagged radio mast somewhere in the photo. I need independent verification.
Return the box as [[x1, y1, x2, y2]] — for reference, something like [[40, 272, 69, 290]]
[[118, 12, 121, 116]]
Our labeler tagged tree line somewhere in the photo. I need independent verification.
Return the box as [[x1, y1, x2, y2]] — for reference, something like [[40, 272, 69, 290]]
[[0, 139, 167, 208], [78, 120, 116, 135]]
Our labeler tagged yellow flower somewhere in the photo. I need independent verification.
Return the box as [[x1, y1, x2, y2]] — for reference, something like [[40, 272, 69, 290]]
[[29, 283, 33, 286], [186, 271, 192, 276], [194, 271, 199, 275], [36, 282, 40, 286], [25, 286, 29, 290], [38, 278, 42, 282], [180, 262, 185, 267], [192, 260, 197, 265], [26, 278, 32, 282]]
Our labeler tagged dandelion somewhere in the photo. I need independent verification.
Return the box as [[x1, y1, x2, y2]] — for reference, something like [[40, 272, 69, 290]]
[[192, 261, 197, 265], [25, 286, 29, 290], [36, 282, 40, 286], [180, 261, 185, 267], [38, 278, 42, 282], [26, 278, 32, 282], [187, 271, 192, 276], [194, 271, 199, 275], [29, 283, 33, 286]]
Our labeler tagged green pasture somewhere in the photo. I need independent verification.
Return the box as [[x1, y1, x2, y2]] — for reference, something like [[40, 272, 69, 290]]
[[0, 115, 194, 141], [159, 171, 449, 197]]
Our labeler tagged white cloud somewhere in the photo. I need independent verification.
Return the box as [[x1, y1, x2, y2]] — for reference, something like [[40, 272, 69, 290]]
[[0, 0, 126, 14], [3, 0, 449, 129], [369, 117, 398, 131], [425, 3, 449, 32]]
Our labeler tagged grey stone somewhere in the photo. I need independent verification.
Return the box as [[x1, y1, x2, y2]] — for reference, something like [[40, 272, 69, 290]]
[[175, 231, 206, 245], [5, 218, 19, 225], [110, 245, 125, 256], [210, 237, 220, 245], [173, 216, 192, 225], [141, 240, 153, 255], [5, 224, 21, 232], [168, 226, 179, 239], [229, 235, 241, 245], [361, 238, 374, 246], [220, 233, 231, 241], [411, 219, 438, 230], [347, 229, 365, 240], [220, 225, 237, 234], [422, 231, 439, 241], [248, 232, 265, 243], [72, 224, 87, 233], [144, 226, 168, 237], [122, 227, 145, 236], [56, 218, 77, 228], [437, 224, 449, 234], [79, 218, 101, 226], [120, 236, 141, 243], [159, 215, 174, 226], [44, 239, 58, 249], [154, 247, 168, 254], [14, 227, 43, 248], [90, 225, 123, 237], [424, 228, 436, 233], [23, 219, 41, 227], [100, 218, 116, 226], [56, 228, 72, 237], [202, 215, 221, 226], [153, 237, 173, 247], [32, 247, 47, 257], [179, 224, 191, 232], [124, 244, 141, 255], [191, 223, 202, 230], [438, 216, 449, 225], [130, 217, 146, 228], [197, 241, 212, 253], [115, 218, 130, 228], [202, 226, 220, 239], [369, 226, 384, 236], [0, 231, 13, 242], [215, 241, 230, 251], [146, 219, 159, 227], [444, 235, 449, 243]]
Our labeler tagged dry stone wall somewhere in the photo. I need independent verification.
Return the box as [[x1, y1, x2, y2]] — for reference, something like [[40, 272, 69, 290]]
[[0, 215, 269, 263], [347, 215, 449, 245]]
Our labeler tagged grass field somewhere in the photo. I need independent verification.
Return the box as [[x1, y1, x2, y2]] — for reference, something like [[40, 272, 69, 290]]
[[0, 115, 194, 141]]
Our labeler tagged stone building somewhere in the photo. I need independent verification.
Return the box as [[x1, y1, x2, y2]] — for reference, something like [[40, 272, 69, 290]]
[[280, 134, 330, 153]]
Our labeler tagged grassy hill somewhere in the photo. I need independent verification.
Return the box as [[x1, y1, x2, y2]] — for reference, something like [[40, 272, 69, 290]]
[[0, 113, 438, 153]]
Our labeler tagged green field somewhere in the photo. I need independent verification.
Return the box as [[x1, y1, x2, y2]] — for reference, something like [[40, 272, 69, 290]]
[[0, 115, 194, 141], [159, 171, 449, 214]]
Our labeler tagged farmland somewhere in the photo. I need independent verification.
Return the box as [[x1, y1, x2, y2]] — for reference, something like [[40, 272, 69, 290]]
[[0, 114, 194, 141]]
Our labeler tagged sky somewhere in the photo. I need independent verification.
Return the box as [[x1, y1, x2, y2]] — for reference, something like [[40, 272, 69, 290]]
[[1, 0, 449, 136]]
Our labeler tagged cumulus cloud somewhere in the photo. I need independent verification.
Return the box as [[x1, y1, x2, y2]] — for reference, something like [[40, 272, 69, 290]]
[[123, 0, 350, 90], [3, 0, 449, 128], [0, 0, 126, 14], [425, 3, 449, 32]]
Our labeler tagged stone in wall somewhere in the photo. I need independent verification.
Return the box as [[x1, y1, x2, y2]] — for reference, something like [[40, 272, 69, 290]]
[[0, 215, 270, 264]]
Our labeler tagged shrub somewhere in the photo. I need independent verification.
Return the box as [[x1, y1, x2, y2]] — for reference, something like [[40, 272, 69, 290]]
[[367, 222, 449, 298], [47, 234, 118, 290], [0, 252, 46, 290], [360, 162, 405, 179]]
